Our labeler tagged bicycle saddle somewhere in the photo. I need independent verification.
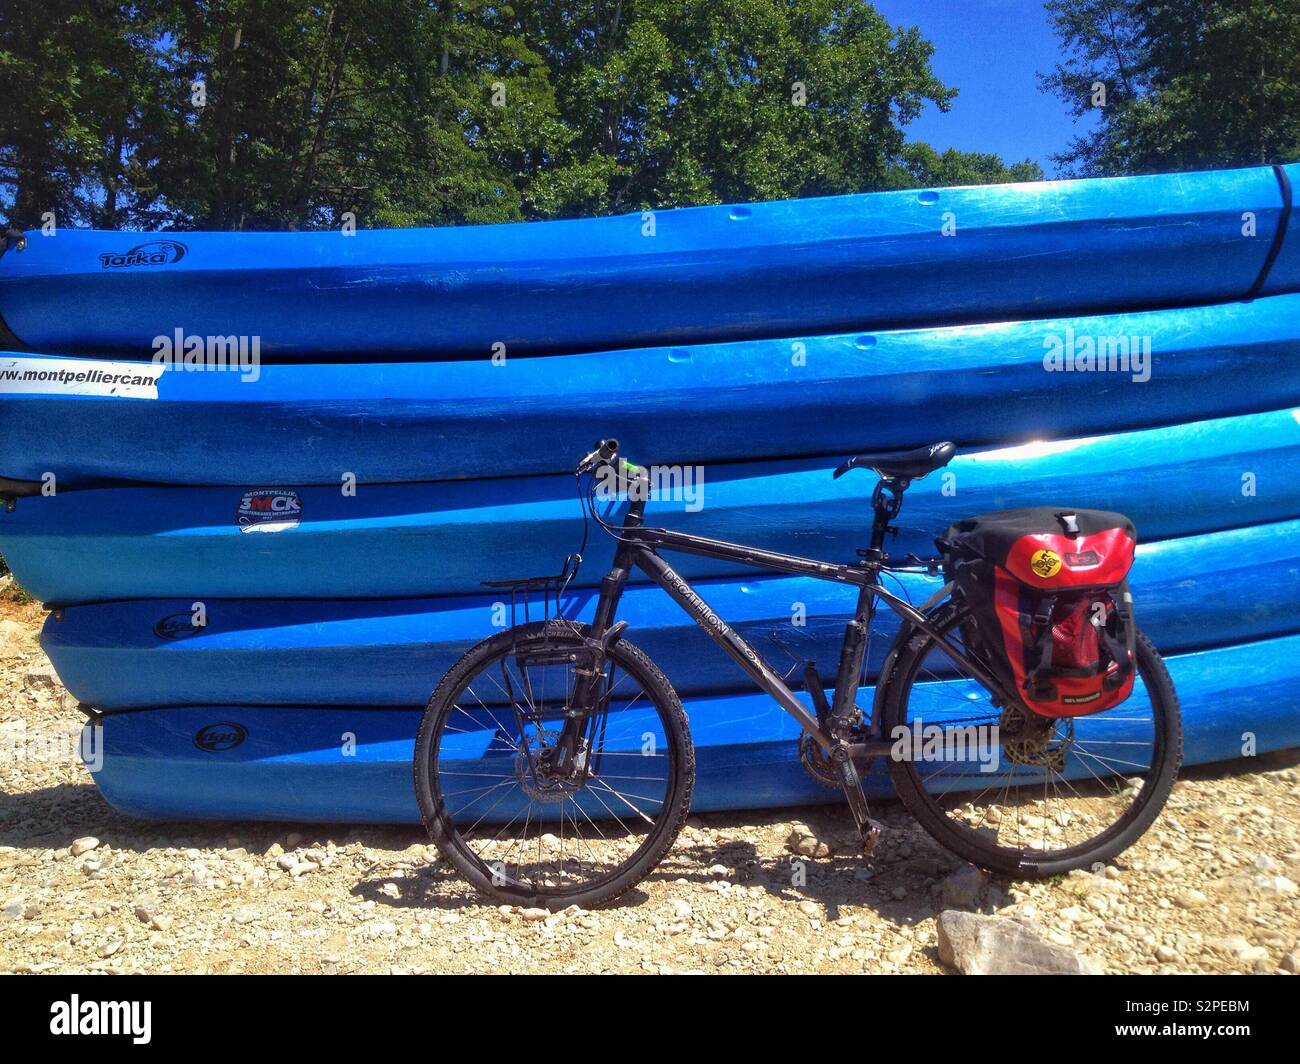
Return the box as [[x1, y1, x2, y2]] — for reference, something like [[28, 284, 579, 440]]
[[833, 441, 956, 482]]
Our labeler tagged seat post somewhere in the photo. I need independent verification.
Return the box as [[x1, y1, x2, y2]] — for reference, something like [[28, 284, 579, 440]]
[[866, 478, 905, 558]]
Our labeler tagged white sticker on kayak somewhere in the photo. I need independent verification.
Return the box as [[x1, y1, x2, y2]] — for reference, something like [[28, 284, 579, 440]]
[[0, 356, 163, 399], [237, 489, 303, 533]]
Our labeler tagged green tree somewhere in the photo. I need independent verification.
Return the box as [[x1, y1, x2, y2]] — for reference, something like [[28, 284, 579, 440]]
[[513, 0, 960, 216], [3, 1, 1043, 231], [1041, 0, 1300, 175], [886, 144, 1044, 188], [1, 0, 638, 230], [0, 0, 167, 228], [147, 0, 573, 229]]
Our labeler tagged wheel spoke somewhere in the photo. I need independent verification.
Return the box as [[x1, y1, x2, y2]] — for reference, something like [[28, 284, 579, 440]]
[[418, 627, 687, 904], [890, 606, 1175, 868]]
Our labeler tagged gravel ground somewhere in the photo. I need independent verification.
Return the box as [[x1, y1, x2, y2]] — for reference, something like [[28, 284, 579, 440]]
[[2, 591, 1298, 975]]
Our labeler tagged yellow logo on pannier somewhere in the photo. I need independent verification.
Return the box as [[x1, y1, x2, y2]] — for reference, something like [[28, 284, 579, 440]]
[[1030, 549, 1062, 579]]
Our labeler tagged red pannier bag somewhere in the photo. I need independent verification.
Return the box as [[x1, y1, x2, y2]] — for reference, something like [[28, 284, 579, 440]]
[[940, 508, 1138, 717]]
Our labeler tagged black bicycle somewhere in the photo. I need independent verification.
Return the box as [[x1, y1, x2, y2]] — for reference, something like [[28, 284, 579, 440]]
[[414, 440, 1182, 909]]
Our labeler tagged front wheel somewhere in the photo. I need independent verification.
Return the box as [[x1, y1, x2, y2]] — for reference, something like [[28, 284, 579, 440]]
[[881, 602, 1182, 877], [414, 621, 694, 909]]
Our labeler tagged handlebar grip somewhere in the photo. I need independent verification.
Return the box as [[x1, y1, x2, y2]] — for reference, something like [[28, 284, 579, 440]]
[[577, 439, 621, 476]]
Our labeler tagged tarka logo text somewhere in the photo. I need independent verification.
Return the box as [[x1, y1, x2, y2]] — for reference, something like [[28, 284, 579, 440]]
[[99, 240, 188, 269], [153, 613, 207, 641]]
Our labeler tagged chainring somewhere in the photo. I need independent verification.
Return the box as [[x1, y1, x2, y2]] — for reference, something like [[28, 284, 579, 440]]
[[798, 731, 842, 788]]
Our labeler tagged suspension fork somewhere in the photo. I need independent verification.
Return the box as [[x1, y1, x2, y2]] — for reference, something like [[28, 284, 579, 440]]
[[555, 486, 646, 773], [549, 557, 629, 775]]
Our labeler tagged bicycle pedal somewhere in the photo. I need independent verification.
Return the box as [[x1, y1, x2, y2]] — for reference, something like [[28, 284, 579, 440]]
[[860, 818, 885, 858]]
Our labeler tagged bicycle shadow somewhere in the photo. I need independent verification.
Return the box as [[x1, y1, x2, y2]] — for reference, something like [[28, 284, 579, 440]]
[[9, 745, 1294, 922], [355, 800, 990, 931], [1, 778, 956, 927], [646, 803, 985, 925]]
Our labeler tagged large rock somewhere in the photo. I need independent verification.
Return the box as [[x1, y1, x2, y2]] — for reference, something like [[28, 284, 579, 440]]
[[937, 910, 1103, 975]]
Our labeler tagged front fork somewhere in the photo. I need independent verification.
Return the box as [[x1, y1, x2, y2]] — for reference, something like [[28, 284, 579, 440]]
[[552, 544, 635, 777], [551, 468, 650, 777]]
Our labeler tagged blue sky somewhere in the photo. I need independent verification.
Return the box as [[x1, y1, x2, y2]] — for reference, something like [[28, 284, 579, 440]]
[[871, 0, 1098, 176]]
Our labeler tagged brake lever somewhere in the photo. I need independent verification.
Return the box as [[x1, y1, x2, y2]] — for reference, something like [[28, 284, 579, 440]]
[[576, 449, 601, 476], [900, 553, 942, 576]]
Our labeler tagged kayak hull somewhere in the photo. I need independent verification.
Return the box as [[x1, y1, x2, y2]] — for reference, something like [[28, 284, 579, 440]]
[[6, 293, 1300, 487], [2, 165, 1295, 360], [80, 633, 1300, 823], [4, 409, 1297, 605], [7, 162, 1299, 828], [42, 519, 1300, 709]]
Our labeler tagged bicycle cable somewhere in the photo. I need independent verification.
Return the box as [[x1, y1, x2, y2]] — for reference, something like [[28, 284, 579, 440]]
[[582, 469, 646, 546], [879, 566, 916, 607], [546, 471, 620, 632]]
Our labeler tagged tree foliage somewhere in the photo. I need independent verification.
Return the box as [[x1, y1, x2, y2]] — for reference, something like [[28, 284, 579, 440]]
[[1, 0, 1044, 231], [1041, 0, 1300, 175], [886, 144, 1043, 189]]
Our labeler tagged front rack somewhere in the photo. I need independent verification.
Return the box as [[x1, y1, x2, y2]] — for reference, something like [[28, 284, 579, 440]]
[[481, 554, 581, 628]]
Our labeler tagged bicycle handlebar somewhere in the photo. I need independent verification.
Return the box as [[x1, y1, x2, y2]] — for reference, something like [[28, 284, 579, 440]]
[[576, 438, 620, 476]]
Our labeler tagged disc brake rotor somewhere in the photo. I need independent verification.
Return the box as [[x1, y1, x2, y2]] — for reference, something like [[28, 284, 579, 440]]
[[515, 728, 588, 803], [1001, 705, 1071, 772]]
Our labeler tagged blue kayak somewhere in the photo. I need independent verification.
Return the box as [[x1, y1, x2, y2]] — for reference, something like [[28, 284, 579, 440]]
[[5, 408, 1294, 606], [81, 632, 1300, 823], [43, 515, 1300, 707], [1, 165, 1296, 360], [43, 518, 1300, 709], [3, 408, 1297, 605], [6, 291, 1300, 486]]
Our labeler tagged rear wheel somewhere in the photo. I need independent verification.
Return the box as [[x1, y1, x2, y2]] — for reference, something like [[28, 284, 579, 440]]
[[881, 602, 1181, 876], [414, 621, 694, 909]]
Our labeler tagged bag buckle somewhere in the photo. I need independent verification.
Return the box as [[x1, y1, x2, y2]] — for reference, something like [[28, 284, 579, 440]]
[[1023, 599, 1054, 627], [1056, 511, 1080, 535]]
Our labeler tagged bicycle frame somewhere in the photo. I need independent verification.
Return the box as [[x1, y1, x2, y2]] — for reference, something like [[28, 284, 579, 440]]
[[577, 471, 1016, 763]]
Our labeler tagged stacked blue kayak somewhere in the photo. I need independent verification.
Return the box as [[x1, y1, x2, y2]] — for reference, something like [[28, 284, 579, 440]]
[[2, 164, 1298, 824]]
